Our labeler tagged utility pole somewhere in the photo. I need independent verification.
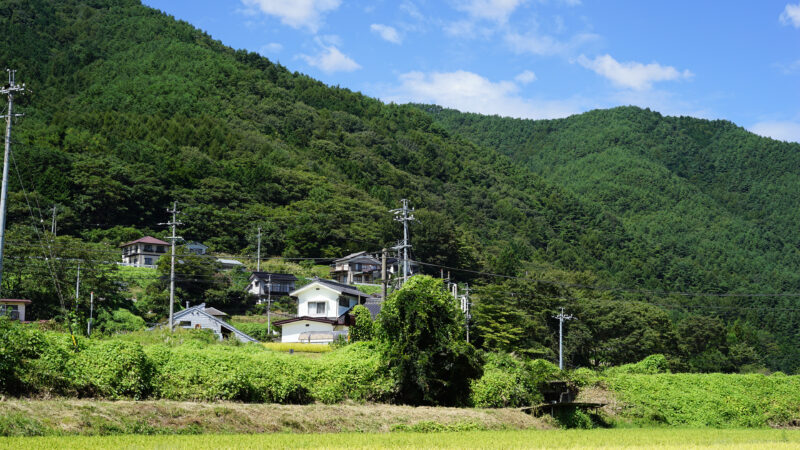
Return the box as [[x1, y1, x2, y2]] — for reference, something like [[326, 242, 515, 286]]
[[160, 202, 182, 332], [390, 199, 415, 286], [266, 274, 272, 336], [0, 70, 25, 294], [87, 291, 94, 336], [75, 263, 80, 307], [51, 205, 57, 236], [256, 226, 262, 272], [463, 284, 471, 343], [554, 307, 574, 370], [381, 248, 388, 300]]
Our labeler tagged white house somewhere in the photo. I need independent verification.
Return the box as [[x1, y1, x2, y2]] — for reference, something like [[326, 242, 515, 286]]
[[120, 236, 169, 267], [170, 303, 257, 343], [185, 242, 208, 255], [246, 272, 298, 299], [273, 278, 371, 344]]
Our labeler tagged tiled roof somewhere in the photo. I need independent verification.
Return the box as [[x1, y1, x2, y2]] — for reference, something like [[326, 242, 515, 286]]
[[120, 236, 170, 247], [250, 272, 298, 282], [0, 298, 31, 304], [203, 307, 228, 317], [313, 277, 371, 298]]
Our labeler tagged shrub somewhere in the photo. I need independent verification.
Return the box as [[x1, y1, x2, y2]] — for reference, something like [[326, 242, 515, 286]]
[[96, 308, 146, 334], [231, 322, 272, 341], [377, 276, 482, 406], [71, 340, 151, 399], [471, 352, 541, 407], [152, 347, 251, 401], [569, 367, 601, 387], [349, 305, 374, 342], [605, 354, 669, 376], [0, 318, 44, 393], [17, 331, 82, 396]]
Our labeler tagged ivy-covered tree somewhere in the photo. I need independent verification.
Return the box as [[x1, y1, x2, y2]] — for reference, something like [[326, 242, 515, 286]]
[[377, 275, 482, 406]]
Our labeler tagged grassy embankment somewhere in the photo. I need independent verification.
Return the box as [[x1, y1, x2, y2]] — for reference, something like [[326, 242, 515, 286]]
[[4, 429, 800, 449], [0, 400, 544, 436]]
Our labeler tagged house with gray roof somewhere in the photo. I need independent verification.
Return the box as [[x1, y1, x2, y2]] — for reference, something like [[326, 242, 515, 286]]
[[273, 278, 371, 344], [172, 303, 257, 343]]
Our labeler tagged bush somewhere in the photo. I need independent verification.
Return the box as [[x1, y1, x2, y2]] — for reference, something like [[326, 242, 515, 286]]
[[71, 340, 151, 399], [377, 276, 482, 406], [0, 318, 44, 393], [231, 322, 272, 341], [349, 305, 374, 342], [96, 308, 145, 334], [605, 354, 669, 376], [569, 367, 601, 387], [470, 353, 541, 407]]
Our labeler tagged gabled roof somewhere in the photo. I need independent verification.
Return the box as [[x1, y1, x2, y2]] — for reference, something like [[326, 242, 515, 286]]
[[173, 303, 257, 342], [333, 251, 368, 262], [332, 251, 380, 265], [249, 272, 298, 282], [120, 236, 170, 247], [290, 277, 371, 299], [203, 306, 228, 317]]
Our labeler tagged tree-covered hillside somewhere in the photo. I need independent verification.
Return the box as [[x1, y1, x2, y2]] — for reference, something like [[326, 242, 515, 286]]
[[422, 105, 800, 370], [2, 0, 800, 370]]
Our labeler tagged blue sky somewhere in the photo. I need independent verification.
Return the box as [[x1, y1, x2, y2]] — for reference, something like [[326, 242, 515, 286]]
[[143, 1, 800, 142]]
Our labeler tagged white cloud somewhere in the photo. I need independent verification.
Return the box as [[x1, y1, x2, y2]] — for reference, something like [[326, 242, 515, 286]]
[[383, 70, 584, 119], [515, 70, 537, 83], [780, 3, 800, 27], [241, 0, 341, 32], [299, 45, 361, 73], [577, 54, 692, 90], [258, 43, 283, 55], [370, 24, 402, 44], [505, 31, 599, 56], [750, 121, 800, 143], [455, 0, 527, 24]]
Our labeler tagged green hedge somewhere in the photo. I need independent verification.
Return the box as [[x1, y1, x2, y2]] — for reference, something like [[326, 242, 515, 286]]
[[607, 372, 800, 427]]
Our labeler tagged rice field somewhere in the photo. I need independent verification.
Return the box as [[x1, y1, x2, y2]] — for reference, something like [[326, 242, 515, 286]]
[[262, 342, 332, 353], [3, 428, 800, 449]]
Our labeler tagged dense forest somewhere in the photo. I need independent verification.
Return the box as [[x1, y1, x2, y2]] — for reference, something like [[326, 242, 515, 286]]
[[1, 0, 799, 371]]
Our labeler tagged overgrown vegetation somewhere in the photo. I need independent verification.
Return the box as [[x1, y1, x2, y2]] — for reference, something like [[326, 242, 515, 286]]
[[0, 0, 798, 375]]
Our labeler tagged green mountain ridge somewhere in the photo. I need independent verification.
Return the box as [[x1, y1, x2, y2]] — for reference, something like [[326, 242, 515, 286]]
[[3, 0, 800, 369]]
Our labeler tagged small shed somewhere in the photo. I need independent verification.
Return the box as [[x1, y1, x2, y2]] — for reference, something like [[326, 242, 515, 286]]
[[172, 303, 257, 343], [0, 299, 30, 321]]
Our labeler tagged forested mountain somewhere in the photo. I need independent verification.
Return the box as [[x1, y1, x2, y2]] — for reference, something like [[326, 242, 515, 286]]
[[2, 0, 799, 371], [422, 105, 800, 370]]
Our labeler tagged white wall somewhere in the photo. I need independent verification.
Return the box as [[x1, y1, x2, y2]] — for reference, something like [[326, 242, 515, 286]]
[[281, 320, 336, 343], [296, 285, 340, 318]]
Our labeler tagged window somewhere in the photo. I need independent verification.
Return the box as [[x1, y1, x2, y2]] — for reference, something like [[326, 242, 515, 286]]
[[156, 246, 166, 253], [309, 302, 326, 315], [339, 296, 349, 307], [144, 257, 153, 265], [144, 244, 153, 252], [178, 320, 192, 327], [0, 305, 19, 320]]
